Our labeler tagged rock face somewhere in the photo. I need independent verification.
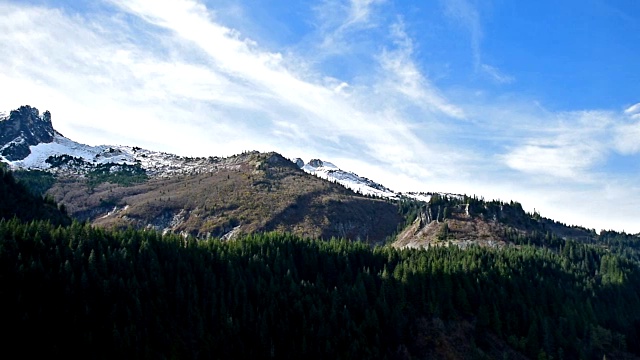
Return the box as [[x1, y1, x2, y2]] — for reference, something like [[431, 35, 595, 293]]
[[306, 159, 325, 168], [0, 105, 56, 161]]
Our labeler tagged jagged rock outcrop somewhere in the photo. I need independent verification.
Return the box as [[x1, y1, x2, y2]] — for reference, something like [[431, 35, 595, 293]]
[[0, 105, 56, 161], [307, 159, 325, 168]]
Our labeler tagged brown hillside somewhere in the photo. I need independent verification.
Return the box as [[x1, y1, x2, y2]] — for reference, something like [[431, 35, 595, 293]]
[[393, 200, 597, 249], [393, 205, 511, 249], [48, 152, 403, 243]]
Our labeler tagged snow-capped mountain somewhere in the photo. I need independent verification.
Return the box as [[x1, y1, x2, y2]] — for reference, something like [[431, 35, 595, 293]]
[[8, 132, 231, 177], [294, 158, 464, 203], [0, 106, 56, 161], [1, 105, 454, 204], [0, 106, 239, 177], [295, 158, 398, 199]]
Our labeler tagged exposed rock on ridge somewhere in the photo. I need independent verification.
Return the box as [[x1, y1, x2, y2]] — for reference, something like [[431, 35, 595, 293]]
[[0, 105, 56, 161]]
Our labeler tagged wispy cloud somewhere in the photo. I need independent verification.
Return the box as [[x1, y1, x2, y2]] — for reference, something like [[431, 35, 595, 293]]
[[0, 0, 638, 232], [442, 0, 514, 84], [614, 104, 640, 154], [0, 0, 461, 175], [480, 64, 514, 84], [346, 0, 386, 27], [312, 0, 385, 56], [500, 111, 613, 181], [624, 102, 640, 116], [378, 20, 466, 119]]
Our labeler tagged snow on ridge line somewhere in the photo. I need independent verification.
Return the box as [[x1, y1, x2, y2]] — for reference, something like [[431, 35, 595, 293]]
[[8, 135, 455, 204], [299, 159, 398, 199], [10, 134, 187, 171], [7, 134, 244, 176], [297, 158, 464, 203], [10, 134, 137, 169]]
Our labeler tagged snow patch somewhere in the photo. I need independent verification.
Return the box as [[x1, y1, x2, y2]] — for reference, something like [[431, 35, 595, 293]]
[[298, 158, 463, 203], [0, 136, 26, 153], [10, 134, 136, 170], [299, 158, 398, 199]]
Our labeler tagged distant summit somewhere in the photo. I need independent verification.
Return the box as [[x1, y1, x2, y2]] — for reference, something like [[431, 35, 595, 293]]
[[0, 105, 57, 161], [296, 157, 397, 198]]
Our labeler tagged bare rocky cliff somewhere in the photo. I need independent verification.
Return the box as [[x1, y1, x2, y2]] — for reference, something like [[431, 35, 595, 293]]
[[0, 105, 56, 161]]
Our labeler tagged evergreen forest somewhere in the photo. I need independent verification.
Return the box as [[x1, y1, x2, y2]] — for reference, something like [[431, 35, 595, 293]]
[[2, 167, 640, 359]]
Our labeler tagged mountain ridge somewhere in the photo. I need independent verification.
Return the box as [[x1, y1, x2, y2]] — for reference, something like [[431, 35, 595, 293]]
[[0, 105, 57, 161], [1, 105, 630, 246]]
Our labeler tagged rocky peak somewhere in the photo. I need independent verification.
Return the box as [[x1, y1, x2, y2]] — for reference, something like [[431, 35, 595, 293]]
[[0, 105, 56, 161], [307, 159, 325, 168]]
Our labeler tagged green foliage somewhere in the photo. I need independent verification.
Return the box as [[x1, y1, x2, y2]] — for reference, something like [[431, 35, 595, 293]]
[[2, 219, 640, 359], [436, 222, 450, 241], [598, 230, 640, 262], [87, 163, 148, 188], [0, 167, 70, 225], [396, 197, 423, 225], [45, 154, 87, 167], [44, 156, 148, 188], [12, 169, 56, 196]]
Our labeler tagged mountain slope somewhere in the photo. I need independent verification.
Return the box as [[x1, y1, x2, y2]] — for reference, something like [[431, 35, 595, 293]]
[[393, 195, 597, 249], [45, 151, 403, 242], [0, 105, 56, 161], [0, 106, 402, 242], [0, 165, 71, 226], [296, 158, 398, 198], [0, 105, 622, 246]]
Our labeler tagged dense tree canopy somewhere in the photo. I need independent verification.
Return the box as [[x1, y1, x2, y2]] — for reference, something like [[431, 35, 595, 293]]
[[0, 168, 70, 226], [2, 219, 639, 359], [2, 166, 640, 359]]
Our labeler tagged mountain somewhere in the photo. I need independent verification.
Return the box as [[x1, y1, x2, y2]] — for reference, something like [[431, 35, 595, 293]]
[[296, 158, 397, 198], [393, 195, 596, 249], [0, 105, 612, 247], [4, 106, 640, 359], [45, 151, 403, 242], [0, 105, 56, 161], [295, 158, 464, 204], [1, 106, 404, 243]]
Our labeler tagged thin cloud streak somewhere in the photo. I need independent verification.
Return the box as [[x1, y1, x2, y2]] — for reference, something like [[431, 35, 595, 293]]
[[314, 0, 385, 51], [378, 20, 466, 119], [500, 111, 614, 181], [442, 0, 514, 84]]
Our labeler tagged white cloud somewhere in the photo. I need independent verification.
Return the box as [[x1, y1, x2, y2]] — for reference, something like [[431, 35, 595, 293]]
[[378, 20, 466, 119], [614, 122, 640, 154], [503, 142, 601, 180], [480, 63, 515, 84], [312, 0, 385, 55], [610, 102, 640, 155], [500, 111, 613, 180], [625, 102, 640, 115], [1, 1, 639, 232], [0, 0, 461, 176], [442, 0, 514, 84], [346, 0, 386, 27]]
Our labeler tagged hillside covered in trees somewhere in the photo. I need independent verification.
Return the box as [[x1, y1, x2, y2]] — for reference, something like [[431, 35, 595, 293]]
[[0, 165, 70, 226], [2, 218, 640, 359], [2, 165, 640, 359]]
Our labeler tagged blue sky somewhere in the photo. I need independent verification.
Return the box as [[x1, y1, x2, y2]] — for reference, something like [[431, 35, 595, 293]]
[[0, 0, 639, 232]]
